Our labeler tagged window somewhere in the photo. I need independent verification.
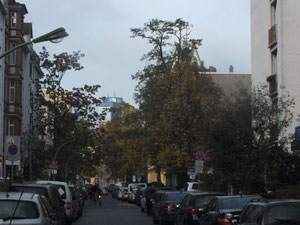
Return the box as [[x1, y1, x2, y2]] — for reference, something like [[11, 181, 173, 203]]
[[9, 80, 16, 103], [271, 50, 277, 75], [271, 1, 277, 26], [8, 119, 15, 136], [10, 43, 16, 65], [11, 12, 17, 28]]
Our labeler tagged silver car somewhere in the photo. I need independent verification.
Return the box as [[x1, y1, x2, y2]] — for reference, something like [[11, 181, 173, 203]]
[[0, 192, 55, 225]]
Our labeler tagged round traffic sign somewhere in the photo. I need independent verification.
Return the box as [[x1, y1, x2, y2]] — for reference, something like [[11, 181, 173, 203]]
[[8, 145, 18, 155], [196, 152, 204, 160]]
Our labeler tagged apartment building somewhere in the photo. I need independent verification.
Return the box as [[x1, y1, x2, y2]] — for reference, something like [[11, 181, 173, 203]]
[[99, 97, 123, 123], [0, 0, 42, 179], [251, 0, 300, 143], [0, 1, 6, 178]]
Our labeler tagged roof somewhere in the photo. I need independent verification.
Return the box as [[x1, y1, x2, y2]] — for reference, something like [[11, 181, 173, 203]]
[[189, 192, 226, 196], [36, 180, 68, 185], [0, 192, 39, 201]]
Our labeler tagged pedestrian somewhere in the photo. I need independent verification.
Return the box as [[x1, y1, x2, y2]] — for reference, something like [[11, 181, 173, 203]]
[[144, 184, 155, 215]]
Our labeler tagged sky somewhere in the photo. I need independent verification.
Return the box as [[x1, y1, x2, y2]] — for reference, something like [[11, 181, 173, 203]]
[[23, 0, 251, 107]]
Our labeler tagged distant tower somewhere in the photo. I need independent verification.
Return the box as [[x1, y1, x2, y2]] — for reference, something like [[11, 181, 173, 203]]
[[229, 65, 234, 73]]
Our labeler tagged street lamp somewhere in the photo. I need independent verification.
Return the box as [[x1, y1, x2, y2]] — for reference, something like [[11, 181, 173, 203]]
[[0, 27, 68, 59]]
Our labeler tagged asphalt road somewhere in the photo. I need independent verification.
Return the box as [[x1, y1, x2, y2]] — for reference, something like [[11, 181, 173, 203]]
[[74, 194, 153, 225]]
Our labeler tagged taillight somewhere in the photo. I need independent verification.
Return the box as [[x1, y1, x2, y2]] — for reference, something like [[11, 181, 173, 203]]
[[67, 201, 71, 209], [216, 216, 231, 225], [189, 208, 197, 217], [163, 204, 174, 210]]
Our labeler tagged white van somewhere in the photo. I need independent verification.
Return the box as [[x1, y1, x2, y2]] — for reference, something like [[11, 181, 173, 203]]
[[128, 183, 147, 193], [36, 180, 73, 225]]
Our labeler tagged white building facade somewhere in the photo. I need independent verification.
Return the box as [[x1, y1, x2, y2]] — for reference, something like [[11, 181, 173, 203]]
[[99, 97, 123, 123], [251, 0, 300, 138]]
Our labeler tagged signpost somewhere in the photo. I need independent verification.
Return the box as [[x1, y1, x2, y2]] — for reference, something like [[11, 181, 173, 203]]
[[48, 160, 58, 175]]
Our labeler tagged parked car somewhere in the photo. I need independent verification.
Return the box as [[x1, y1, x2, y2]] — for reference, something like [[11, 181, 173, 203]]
[[185, 182, 205, 192], [140, 188, 147, 212], [238, 198, 300, 225], [135, 187, 146, 206], [8, 183, 66, 225], [121, 187, 130, 202], [117, 187, 127, 200], [175, 192, 226, 225], [100, 187, 108, 196], [112, 187, 120, 198], [198, 195, 263, 225], [0, 192, 57, 225], [36, 180, 73, 225], [128, 188, 138, 203], [68, 185, 82, 220], [152, 191, 189, 225]]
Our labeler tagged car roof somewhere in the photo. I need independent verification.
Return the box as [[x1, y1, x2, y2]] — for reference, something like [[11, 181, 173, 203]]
[[248, 199, 300, 205], [0, 192, 40, 201], [10, 183, 53, 188], [189, 192, 226, 196], [217, 195, 260, 199], [37, 180, 68, 185]]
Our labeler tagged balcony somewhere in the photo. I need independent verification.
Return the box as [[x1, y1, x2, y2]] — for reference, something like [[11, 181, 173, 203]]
[[269, 24, 277, 48], [266, 74, 278, 96]]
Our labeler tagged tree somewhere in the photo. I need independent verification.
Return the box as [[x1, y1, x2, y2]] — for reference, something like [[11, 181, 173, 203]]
[[131, 19, 221, 186], [205, 85, 299, 193], [26, 47, 104, 180], [100, 103, 148, 182]]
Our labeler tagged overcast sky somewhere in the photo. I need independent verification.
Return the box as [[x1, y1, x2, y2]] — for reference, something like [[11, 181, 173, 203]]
[[23, 0, 251, 107]]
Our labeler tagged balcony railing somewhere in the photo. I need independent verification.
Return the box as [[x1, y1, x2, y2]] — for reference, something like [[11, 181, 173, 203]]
[[269, 24, 277, 48]]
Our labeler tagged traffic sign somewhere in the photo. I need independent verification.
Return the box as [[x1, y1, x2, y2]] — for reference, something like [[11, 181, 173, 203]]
[[205, 152, 212, 161], [196, 152, 204, 160], [48, 160, 58, 170], [195, 160, 203, 173], [8, 145, 18, 156]]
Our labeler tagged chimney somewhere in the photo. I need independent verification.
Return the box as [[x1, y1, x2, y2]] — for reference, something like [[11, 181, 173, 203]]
[[229, 65, 234, 73]]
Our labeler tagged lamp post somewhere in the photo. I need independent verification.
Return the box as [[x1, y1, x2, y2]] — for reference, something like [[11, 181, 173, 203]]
[[0, 27, 68, 181], [65, 152, 85, 182], [0, 27, 68, 59]]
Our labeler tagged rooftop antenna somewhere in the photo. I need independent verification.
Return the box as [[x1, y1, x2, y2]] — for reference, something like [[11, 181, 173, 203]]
[[114, 91, 116, 98]]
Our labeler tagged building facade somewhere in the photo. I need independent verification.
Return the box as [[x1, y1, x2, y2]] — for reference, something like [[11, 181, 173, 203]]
[[251, 0, 300, 138], [99, 97, 123, 123], [0, 0, 42, 179], [0, 0, 6, 178]]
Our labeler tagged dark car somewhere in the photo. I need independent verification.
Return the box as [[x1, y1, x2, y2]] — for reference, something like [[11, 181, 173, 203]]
[[238, 199, 300, 225], [8, 183, 66, 225], [198, 195, 263, 225], [152, 191, 189, 225], [175, 192, 226, 225], [68, 185, 83, 220], [135, 187, 146, 206]]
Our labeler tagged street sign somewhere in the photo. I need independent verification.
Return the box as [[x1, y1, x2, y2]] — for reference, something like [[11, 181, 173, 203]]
[[48, 160, 58, 170], [132, 175, 136, 182], [5, 136, 20, 161], [8, 145, 18, 156], [196, 152, 204, 160], [205, 152, 212, 161], [187, 171, 197, 176], [195, 160, 203, 173]]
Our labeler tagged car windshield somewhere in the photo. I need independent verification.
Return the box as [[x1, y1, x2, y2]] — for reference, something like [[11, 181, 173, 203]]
[[165, 193, 188, 201], [0, 200, 39, 219], [220, 197, 255, 210], [195, 195, 218, 207], [8, 186, 48, 198], [265, 203, 300, 224]]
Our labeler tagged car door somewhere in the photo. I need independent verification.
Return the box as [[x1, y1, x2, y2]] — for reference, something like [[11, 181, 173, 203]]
[[199, 198, 219, 225], [176, 195, 192, 225]]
